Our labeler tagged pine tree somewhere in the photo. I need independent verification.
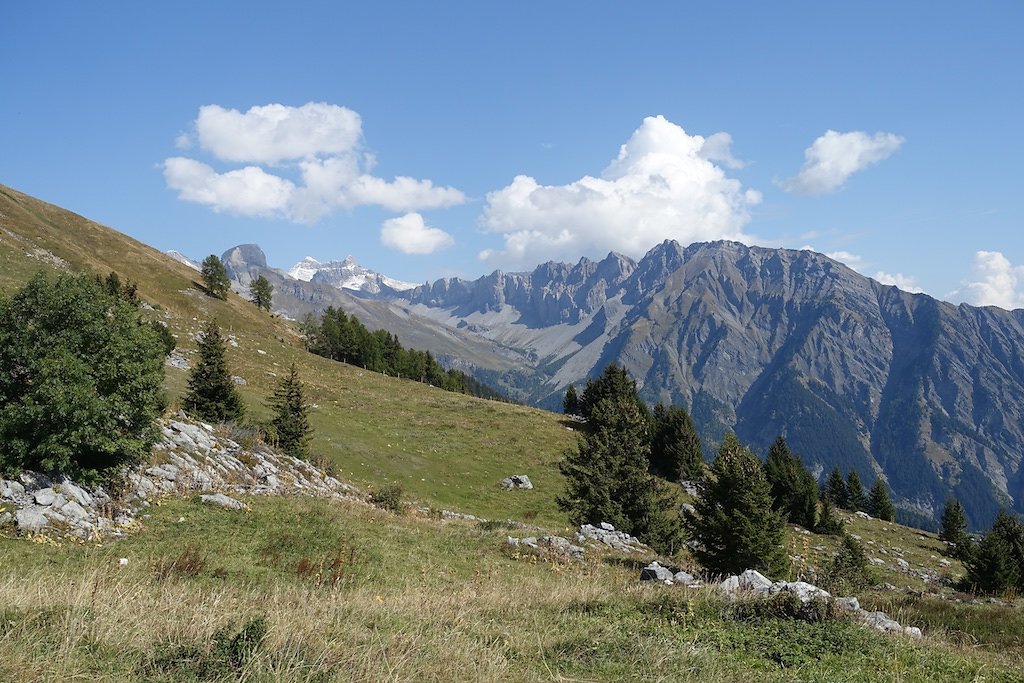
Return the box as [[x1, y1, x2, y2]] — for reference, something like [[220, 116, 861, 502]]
[[201, 255, 230, 300], [249, 275, 273, 311], [267, 363, 312, 459], [650, 403, 705, 482], [815, 497, 845, 535], [578, 364, 648, 424], [846, 470, 866, 511], [684, 433, 789, 578], [557, 396, 684, 555], [183, 320, 244, 423], [940, 498, 969, 554], [962, 511, 1024, 595], [823, 467, 850, 509], [867, 478, 896, 521], [563, 384, 579, 416], [763, 436, 818, 529]]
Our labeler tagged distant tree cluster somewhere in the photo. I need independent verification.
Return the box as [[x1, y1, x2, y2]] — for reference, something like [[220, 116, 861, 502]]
[[0, 271, 167, 482], [302, 306, 506, 400], [821, 466, 895, 521]]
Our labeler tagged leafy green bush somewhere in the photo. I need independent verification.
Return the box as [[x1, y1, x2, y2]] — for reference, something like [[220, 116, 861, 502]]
[[0, 272, 166, 482], [370, 483, 405, 514]]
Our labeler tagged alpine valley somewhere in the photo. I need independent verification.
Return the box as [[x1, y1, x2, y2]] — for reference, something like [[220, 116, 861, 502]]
[[218, 239, 1024, 531]]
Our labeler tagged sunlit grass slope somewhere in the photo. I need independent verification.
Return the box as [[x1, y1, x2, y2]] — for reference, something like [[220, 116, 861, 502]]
[[0, 183, 575, 525]]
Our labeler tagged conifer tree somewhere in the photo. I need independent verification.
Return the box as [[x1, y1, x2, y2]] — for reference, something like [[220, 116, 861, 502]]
[[201, 255, 230, 300], [823, 467, 850, 509], [815, 497, 844, 535], [558, 396, 683, 555], [867, 478, 896, 521], [578, 364, 649, 424], [650, 403, 705, 482], [183, 320, 244, 423], [940, 497, 969, 552], [962, 510, 1024, 595], [763, 436, 818, 529], [268, 363, 312, 459], [684, 433, 789, 577], [846, 469, 866, 511], [563, 384, 579, 416], [249, 275, 273, 312]]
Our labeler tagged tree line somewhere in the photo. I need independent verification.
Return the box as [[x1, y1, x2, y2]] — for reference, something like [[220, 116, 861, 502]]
[[559, 364, 899, 576], [301, 306, 507, 401]]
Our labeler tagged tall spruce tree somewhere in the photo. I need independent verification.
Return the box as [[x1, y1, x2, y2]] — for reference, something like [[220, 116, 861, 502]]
[[763, 436, 818, 529], [200, 255, 230, 300], [684, 433, 789, 578], [940, 498, 969, 552], [183, 320, 245, 423], [577, 364, 649, 424], [846, 470, 866, 512], [563, 384, 580, 416], [649, 403, 705, 482], [558, 396, 683, 555], [249, 275, 273, 312], [867, 478, 896, 521], [823, 467, 850, 509], [268, 363, 312, 459]]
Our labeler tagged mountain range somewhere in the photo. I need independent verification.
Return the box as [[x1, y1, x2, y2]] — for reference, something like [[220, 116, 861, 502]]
[[218, 239, 1024, 530]]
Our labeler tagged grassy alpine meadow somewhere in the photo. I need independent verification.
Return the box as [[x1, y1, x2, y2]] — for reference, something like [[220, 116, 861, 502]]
[[2, 495, 1024, 683], [0, 184, 576, 527], [3, 184, 1024, 681]]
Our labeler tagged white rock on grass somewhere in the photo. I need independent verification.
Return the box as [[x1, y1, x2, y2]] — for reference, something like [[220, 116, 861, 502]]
[[200, 493, 247, 510], [15, 507, 49, 532]]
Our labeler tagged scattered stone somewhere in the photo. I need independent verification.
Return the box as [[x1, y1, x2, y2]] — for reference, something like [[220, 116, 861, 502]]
[[200, 493, 246, 510], [33, 488, 57, 506], [15, 507, 49, 532], [738, 569, 773, 594], [640, 561, 675, 583], [166, 352, 191, 370], [577, 523, 649, 553], [500, 474, 533, 490], [231, 375, 247, 385], [896, 558, 910, 571], [673, 570, 696, 586], [119, 558, 129, 567]]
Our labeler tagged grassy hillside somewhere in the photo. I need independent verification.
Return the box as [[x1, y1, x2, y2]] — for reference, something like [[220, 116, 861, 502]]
[[2, 496, 1023, 682], [0, 183, 576, 526], [2, 184, 1023, 681]]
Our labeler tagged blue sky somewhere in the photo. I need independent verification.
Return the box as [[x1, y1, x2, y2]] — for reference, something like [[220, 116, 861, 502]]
[[2, 2, 1022, 306]]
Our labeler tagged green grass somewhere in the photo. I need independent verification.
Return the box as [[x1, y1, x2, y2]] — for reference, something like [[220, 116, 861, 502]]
[[0, 183, 576, 526], [2, 495, 1023, 682], [3, 183, 1024, 680]]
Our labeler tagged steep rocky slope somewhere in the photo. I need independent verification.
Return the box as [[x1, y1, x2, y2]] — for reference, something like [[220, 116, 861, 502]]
[[394, 240, 1024, 528]]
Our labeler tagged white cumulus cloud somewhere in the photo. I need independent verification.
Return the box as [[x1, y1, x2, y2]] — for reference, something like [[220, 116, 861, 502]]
[[195, 102, 363, 164], [781, 130, 904, 195], [163, 157, 294, 216], [825, 250, 866, 270], [873, 271, 924, 293], [380, 213, 454, 254], [959, 251, 1024, 309], [164, 102, 465, 221], [480, 115, 761, 268]]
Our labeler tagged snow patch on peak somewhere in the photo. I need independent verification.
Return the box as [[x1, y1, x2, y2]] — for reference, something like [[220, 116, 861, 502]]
[[288, 256, 323, 282], [287, 254, 416, 294]]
